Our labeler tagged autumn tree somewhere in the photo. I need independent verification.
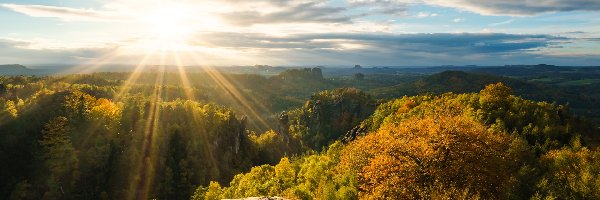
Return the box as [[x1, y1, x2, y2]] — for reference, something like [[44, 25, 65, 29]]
[[532, 146, 600, 199], [2, 100, 18, 119], [341, 116, 514, 199]]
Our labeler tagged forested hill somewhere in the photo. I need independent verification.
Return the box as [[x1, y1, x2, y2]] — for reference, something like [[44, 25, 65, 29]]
[[0, 90, 259, 199], [1, 69, 599, 199], [368, 70, 600, 121], [470, 65, 600, 79], [0, 71, 377, 199], [0, 65, 34, 75], [193, 83, 599, 200], [369, 70, 529, 97]]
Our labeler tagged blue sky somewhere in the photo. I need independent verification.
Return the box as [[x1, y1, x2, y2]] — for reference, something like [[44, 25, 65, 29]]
[[0, 0, 599, 67]]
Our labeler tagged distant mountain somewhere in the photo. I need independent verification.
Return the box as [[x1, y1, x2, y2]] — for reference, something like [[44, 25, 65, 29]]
[[370, 70, 535, 98], [0, 64, 57, 75], [469, 64, 600, 79], [0, 64, 30, 75], [368, 70, 600, 120]]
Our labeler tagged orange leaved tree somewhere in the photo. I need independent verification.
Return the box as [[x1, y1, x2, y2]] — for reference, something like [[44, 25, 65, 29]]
[[340, 115, 514, 199]]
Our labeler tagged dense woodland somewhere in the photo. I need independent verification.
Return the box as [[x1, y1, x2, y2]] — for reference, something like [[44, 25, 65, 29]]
[[0, 68, 599, 199]]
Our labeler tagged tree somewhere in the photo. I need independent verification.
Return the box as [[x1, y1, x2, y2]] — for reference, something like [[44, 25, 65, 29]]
[[39, 116, 79, 199], [89, 98, 121, 130], [533, 147, 600, 199], [160, 130, 193, 200], [289, 88, 375, 149], [480, 82, 512, 104], [191, 181, 224, 200], [478, 82, 513, 125], [0, 83, 7, 96], [63, 91, 96, 122], [249, 130, 300, 165], [193, 142, 357, 200], [340, 116, 514, 199], [1, 100, 18, 119]]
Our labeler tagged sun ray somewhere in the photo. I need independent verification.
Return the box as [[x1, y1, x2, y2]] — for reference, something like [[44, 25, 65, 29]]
[[128, 50, 166, 200], [58, 48, 123, 75], [27, 47, 123, 98], [182, 51, 273, 131], [112, 53, 152, 102], [172, 50, 195, 101], [0, 46, 127, 129]]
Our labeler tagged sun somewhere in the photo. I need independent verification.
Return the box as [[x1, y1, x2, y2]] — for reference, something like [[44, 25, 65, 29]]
[[138, 5, 196, 46], [149, 9, 190, 39]]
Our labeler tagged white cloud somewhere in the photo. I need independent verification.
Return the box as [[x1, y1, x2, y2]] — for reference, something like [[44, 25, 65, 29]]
[[489, 19, 515, 26], [453, 18, 465, 23], [2, 1, 356, 26], [1, 4, 124, 22], [348, 0, 410, 16], [420, 0, 600, 16], [416, 12, 438, 18], [0, 37, 119, 65]]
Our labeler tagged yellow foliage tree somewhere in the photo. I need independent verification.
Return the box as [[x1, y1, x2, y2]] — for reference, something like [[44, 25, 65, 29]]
[[341, 115, 514, 199], [533, 147, 600, 199]]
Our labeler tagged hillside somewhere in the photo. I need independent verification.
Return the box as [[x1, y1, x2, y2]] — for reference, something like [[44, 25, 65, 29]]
[[193, 83, 599, 200], [0, 64, 56, 76], [369, 70, 541, 96], [367, 70, 600, 121], [0, 64, 31, 75]]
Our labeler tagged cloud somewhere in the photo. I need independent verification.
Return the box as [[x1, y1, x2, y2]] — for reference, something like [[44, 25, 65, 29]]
[[0, 38, 31, 48], [348, 0, 410, 16], [0, 38, 118, 65], [1, 4, 123, 22], [416, 12, 438, 18], [2, 1, 357, 26], [5, 0, 600, 26], [420, 0, 600, 16], [220, 2, 352, 26], [489, 19, 515, 26], [228, 32, 593, 66], [1, 32, 595, 66], [2, 0, 599, 66], [189, 32, 565, 55], [453, 18, 465, 23]]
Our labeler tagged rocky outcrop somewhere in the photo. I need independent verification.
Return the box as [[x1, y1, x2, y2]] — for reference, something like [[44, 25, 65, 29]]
[[224, 197, 287, 200]]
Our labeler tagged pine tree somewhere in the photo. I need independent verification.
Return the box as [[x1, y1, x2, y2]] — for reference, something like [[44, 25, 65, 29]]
[[39, 117, 79, 199]]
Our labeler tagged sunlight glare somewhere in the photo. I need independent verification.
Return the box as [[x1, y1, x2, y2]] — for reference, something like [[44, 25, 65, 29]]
[[139, 4, 195, 45]]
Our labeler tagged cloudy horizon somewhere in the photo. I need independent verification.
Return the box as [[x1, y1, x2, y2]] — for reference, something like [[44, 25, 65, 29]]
[[1, 0, 599, 67]]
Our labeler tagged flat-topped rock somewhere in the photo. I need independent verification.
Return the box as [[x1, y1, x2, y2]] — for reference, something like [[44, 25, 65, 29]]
[[224, 197, 286, 200]]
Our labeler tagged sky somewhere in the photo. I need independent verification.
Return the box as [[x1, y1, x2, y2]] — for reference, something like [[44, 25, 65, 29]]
[[0, 0, 600, 67]]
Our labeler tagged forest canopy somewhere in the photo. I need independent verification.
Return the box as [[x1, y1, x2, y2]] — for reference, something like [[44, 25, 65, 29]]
[[192, 83, 599, 200], [0, 71, 598, 200]]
